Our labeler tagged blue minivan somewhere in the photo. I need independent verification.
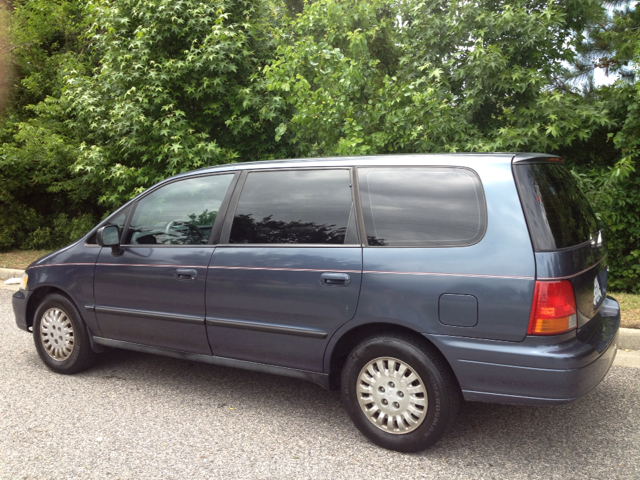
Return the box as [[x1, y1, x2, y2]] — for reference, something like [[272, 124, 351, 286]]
[[12, 153, 620, 452]]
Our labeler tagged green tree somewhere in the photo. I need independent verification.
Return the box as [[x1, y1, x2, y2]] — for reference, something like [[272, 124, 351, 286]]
[[265, 0, 640, 292], [265, 0, 612, 157], [66, 0, 292, 208], [558, 1, 640, 292], [0, 0, 96, 250], [2, 0, 639, 291]]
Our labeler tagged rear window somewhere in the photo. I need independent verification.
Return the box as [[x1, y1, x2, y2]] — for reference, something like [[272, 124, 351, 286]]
[[513, 163, 598, 251], [358, 167, 487, 247]]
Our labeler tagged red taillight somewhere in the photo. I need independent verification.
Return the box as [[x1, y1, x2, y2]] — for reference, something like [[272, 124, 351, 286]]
[[528, 280, 577, 335]]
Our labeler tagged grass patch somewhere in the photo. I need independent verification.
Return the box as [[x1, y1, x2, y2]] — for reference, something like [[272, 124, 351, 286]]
[[611, 292, 640, 330], [0, 250, 53, 269]]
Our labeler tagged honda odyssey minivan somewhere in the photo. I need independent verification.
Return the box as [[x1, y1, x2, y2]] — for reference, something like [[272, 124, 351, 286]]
[[12, 153, 620, 452]]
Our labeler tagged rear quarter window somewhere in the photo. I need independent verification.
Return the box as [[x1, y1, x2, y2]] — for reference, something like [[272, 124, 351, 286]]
[[513, 163, 598, 251], [358, 167, 487, 247]]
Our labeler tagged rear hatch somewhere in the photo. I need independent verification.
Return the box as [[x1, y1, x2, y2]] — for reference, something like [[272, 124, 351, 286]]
[[512, 155, 616, 344]]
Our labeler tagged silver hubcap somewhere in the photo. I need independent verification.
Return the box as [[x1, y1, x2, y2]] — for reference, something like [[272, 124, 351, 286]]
[[40, 308, 75, 361], [357, 357, 428, 434]]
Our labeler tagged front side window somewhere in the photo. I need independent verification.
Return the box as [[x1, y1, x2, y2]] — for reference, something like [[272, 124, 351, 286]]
[[229, 169, 356, 244], [358, 167, 487, 247], [125, 174, 234, 245]]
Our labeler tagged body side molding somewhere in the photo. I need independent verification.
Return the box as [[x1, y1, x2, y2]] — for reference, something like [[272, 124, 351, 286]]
[[205, 317, 328, 339], [94, 306, 203, 325]]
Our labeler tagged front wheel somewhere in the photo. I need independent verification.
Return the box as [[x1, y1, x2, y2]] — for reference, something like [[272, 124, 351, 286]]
[[341, 333, 460, 452], [33, 293, 98, 374]]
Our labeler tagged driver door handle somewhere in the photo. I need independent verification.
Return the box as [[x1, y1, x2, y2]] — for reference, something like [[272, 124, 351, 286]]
[[175, 268, 198, 280]]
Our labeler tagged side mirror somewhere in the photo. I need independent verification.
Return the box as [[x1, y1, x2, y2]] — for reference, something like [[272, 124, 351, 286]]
[[96, 225, 124, 256]]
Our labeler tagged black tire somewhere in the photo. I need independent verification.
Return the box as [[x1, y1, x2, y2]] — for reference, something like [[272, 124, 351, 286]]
[[341, 333, 460, 452], [33, 293, 98, 374]]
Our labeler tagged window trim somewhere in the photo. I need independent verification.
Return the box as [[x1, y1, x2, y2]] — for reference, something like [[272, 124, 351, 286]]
[[351, 167, 366, 247], [356, 165, 488, 248], [119, 171, 240, 248], [218, 167, 362, 247]]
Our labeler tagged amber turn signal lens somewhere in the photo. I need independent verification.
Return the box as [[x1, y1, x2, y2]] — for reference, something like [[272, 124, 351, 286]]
[[528, 280, 577, 335], [529, 315, 575, 334]]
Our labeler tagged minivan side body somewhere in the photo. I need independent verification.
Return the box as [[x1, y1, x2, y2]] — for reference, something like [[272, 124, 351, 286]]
[[12, 153, 620, 451]]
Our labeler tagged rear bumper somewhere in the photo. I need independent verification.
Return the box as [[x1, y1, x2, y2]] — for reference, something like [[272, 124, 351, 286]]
[[12, 289, 30, 332], [426, 296, 620, 405]]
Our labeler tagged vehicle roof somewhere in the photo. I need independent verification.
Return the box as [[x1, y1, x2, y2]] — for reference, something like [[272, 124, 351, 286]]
[[177, 152, 555, 178]]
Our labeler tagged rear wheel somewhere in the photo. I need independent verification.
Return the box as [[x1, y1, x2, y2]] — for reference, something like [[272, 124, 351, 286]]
[[341, 333, 460, 452], [33, 293, 97, 374]]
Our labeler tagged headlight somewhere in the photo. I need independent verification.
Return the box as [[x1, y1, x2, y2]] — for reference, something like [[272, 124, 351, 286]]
[[20, 274, 28, 290]]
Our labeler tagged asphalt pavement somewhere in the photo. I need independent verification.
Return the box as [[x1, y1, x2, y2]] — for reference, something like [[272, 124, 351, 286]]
[[1, 288, 639, 480]]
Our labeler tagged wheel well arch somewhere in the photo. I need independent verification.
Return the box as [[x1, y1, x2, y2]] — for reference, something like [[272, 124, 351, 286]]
[[25, 286, 70, 331], [326, 323, 456, 391]]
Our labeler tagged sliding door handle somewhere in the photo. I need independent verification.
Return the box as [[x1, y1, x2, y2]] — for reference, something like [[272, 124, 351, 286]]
[[320, 272, 351, 287]]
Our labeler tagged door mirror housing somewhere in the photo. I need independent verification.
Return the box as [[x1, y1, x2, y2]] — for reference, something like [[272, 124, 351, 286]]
[[96, 225, 123, 255]]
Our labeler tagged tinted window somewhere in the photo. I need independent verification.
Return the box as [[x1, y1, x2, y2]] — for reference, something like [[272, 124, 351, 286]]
[[125, 174, 234, 245], [229, 169, 355, 244], [513, 163, 598, 250], [358, 167, 486, 247]]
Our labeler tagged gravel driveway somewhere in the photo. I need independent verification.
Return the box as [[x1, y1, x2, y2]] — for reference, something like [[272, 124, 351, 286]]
[[1, 288, 639, 480]]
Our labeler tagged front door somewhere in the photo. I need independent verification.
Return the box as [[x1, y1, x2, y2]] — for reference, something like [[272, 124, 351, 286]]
[[94, 173, 236, 354], [205, 168, 363, 372]]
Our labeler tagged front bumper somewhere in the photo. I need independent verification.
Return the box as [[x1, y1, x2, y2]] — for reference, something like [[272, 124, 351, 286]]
[[427, 296, 620, 405], [12, 289, 31, 332]]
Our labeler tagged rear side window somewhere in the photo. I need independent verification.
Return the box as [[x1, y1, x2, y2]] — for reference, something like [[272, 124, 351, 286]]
[[513, 163, 598, 251], [229, 169, 356, 244], [358, 167, 487, 247]]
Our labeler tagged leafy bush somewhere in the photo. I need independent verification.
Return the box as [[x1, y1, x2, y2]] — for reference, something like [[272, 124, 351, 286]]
[[606, 172, 640, 293], [573, 158, 640, 293], [23, 213, 95, 250], [0, 203, 40, 250]]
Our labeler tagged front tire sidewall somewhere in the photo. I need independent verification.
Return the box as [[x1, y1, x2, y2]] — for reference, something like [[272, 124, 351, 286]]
[[342, 337, 451, 452], [33, 294, 92, 374]]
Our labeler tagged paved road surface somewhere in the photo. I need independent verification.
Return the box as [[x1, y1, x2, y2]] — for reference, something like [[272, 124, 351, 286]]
[[1, 289, 639, 480]]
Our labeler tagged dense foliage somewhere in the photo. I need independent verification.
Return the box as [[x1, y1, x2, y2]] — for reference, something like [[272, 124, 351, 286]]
[[0, 0, 639, 291], [559, 0, 640, 292], [265, 0, 611, 156], [66, 0, 293, 208], [0, 0, 96, 249]]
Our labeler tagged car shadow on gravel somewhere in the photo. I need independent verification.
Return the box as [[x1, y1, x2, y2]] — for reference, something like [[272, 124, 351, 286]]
[[82, 347, 344, 415], [77, 346, 640, 465]]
